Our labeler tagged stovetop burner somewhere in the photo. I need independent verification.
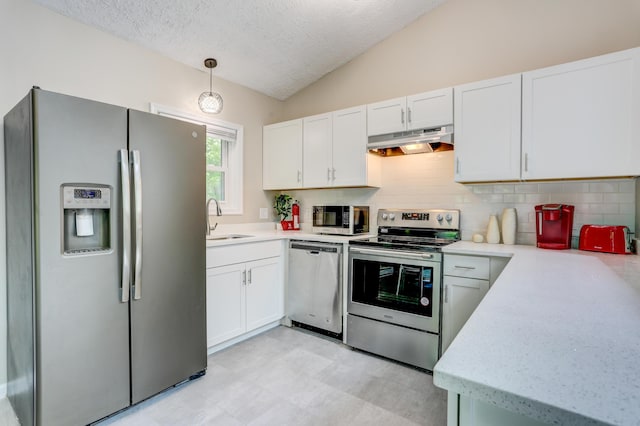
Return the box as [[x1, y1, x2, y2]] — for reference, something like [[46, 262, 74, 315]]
[[350, 209, 460, 252]]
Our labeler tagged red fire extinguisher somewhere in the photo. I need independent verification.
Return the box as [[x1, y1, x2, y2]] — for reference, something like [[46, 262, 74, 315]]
[[292, 201, 300, 230]]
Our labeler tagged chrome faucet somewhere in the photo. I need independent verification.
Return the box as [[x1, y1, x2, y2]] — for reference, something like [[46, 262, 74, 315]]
[[206, 198, 222, 235]]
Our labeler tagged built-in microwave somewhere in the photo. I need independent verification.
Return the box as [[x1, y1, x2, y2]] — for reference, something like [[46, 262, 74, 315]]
[[312, 205, 369, 235]]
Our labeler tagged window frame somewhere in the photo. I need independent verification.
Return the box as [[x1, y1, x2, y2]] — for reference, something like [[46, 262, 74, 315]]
[[150, 103, 244, 215]]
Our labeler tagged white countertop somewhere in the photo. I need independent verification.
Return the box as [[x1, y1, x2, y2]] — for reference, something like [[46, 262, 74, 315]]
[[434, 242, 640, 426], [205, 227, 372, 248]]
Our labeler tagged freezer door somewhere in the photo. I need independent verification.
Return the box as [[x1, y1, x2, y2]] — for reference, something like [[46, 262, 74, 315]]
[[33, 90, 130, 425], [128, 110, 207, 403]]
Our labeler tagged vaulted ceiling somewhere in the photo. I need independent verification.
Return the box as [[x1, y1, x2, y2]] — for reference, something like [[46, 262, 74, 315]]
[[33, 0, 446, 100]]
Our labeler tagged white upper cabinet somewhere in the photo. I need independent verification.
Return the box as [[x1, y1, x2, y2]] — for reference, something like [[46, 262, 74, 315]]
[[264, 106, 380, 190], [522, 47, 640, 180], [303, 113, 333, 188], [303, 107, 380, 188], [332, 106, 380, 187], [454, 74, 522, 182], [263, 119, 303, 190], [366, 96, 406, 135], [367, 88, 453, 136], [406, 88, 454, 130]]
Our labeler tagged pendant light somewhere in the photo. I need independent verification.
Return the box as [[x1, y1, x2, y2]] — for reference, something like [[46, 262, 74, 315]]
[[198, 58, 223, 114]]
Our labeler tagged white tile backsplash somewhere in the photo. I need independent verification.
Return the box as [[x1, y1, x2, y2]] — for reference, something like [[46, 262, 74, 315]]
[[283, 151, 636, 246]]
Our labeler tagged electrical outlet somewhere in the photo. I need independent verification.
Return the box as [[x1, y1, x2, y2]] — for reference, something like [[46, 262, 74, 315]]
[[259, 207, 268, 219]]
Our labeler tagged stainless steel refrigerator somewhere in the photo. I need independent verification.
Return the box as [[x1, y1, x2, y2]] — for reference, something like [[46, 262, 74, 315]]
[[4, 88, 207, 426]]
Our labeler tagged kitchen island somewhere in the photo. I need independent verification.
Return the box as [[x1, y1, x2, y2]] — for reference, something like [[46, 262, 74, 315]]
[[434, 242, 640, 426]]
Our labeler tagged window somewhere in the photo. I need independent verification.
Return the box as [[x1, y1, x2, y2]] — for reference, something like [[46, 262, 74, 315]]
[[150, 103, 243, 214], [206, 135, 226, 200]]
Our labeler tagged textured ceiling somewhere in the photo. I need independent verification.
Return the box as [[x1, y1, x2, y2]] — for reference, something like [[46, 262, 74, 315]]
[[32, 0, 446, 100]]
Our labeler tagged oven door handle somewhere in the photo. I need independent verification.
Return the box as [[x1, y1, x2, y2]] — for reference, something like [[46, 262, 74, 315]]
[[350, 247, 435, 260]]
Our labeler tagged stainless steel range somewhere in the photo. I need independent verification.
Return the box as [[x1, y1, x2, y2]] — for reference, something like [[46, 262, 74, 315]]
[[347, 208, 460, 371]]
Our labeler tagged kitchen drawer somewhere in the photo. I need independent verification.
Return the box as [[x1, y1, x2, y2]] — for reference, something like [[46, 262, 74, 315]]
[[444, 254, 490, 280], [207, 240, 282, 268]]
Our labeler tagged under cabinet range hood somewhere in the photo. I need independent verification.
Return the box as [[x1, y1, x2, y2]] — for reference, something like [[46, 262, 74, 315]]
[[367, 125, 454, 156]]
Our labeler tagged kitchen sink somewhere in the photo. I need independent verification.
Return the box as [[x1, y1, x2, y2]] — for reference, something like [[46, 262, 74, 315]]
[[206, 234, 253, 241]]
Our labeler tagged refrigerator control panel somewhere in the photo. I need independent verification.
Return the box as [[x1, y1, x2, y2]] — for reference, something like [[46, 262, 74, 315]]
[[63, 185, 111, 209]]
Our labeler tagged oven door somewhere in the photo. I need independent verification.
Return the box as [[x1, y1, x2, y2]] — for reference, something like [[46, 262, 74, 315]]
[[348, 246, 441, 333]]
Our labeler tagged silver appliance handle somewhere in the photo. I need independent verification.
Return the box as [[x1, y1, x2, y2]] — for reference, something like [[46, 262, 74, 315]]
[[132, 150, 143, 300], [538, 211, 543, 235], [290, 241, 341, 253], [350, 247, 434, 260], [119, 149, 131, 303]]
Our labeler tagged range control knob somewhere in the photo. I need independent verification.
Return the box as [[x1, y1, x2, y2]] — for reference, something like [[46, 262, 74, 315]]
[[381, 213, 388, 220], [445, 213, 452, 222], [436, 214, 443, 222], [388, 213, 396, 221]]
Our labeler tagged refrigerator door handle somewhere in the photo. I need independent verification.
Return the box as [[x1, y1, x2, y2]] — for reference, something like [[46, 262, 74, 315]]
[[119, 149, 131, 303], [132, 150, 143, 300]]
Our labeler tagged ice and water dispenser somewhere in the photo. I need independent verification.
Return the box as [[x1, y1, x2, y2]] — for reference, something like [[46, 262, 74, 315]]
[[62, 184, 111, 255]]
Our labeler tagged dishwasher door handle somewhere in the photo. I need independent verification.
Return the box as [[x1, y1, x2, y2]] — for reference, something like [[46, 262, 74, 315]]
[[308, 250, 321, 255], [290, 242, 341, 253]]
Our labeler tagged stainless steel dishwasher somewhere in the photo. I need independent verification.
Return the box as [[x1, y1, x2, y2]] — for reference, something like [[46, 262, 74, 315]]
[[288, 241, 343, 334]]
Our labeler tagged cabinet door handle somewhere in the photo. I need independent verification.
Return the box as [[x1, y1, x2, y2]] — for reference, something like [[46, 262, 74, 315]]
[[332, 168, 336, 181], [407, 107, 412, 124], [524, 153, 528, 172], [242, 270, 246, 285], [444, 285, 449, 303], [248, 269, 252, 284], [454, 265, 476, 270], [297, 170, 302, 183], [456, 158, 460, 174], [401, 108, 405, 125]]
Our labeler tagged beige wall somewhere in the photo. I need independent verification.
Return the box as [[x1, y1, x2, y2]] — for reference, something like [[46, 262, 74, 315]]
[[0, 0, 283, 393], [1, 0, 283, 227], [277, 0, 640, 252], [283, 0, 640, 119]]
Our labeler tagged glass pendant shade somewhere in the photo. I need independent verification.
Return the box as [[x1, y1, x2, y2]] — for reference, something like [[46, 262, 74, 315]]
[[198, 91, 223, 114], [199, 58, 223, 114]]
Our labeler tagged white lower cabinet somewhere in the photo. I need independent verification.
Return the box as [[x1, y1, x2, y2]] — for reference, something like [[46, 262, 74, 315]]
[[442, 275, 489, 353], [206, 264, 245, 347], [245, 257, 284, 331], [206, 241, 284, 348], [442, 254, 509, 353], [448, 392, 547, 426]]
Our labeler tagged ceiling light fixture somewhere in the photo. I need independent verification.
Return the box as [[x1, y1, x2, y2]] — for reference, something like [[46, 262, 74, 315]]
[[198, 58, 223, 114]]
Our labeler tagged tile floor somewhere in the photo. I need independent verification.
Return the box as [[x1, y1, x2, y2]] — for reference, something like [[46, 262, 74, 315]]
[[1, 326, 447, 425]]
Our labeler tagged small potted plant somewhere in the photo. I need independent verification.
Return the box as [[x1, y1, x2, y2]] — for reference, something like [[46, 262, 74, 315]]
[[274, 193, 294, 230]]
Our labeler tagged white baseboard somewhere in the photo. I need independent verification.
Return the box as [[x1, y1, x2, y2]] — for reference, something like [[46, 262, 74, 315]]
[[206, 321, 281, 356]]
